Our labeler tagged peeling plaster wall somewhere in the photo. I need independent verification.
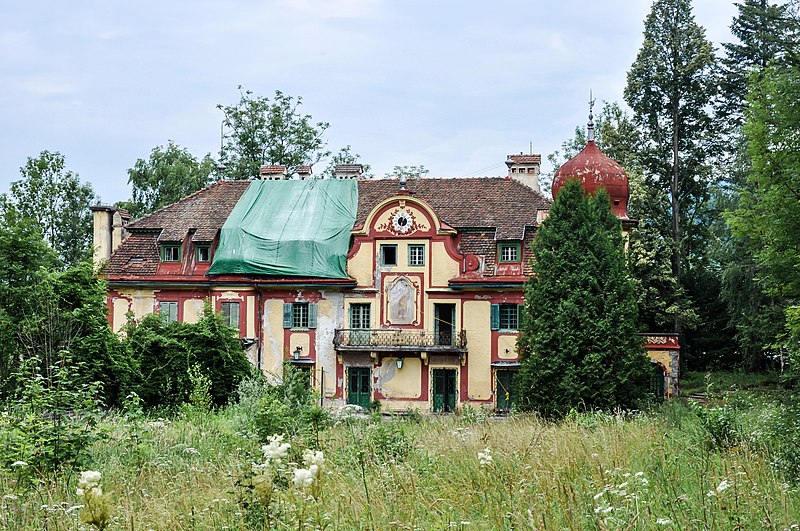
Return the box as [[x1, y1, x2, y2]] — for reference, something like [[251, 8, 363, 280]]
[[113, 289, 155, 329], [183, 299, 205, 324], [263, 299, 285, 381], [316, 291, 343, 398], [497, 335, 517, 359], [376, 357, 422, 399], [648, 349, 680, 398]]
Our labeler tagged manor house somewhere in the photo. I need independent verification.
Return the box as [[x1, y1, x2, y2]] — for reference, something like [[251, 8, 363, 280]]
[[93, 140, 679, 413]]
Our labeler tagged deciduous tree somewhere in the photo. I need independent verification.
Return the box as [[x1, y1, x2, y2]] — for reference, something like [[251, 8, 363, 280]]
[[218, 88, 330, 179], [1, 151, 95, 266], [122, 141, 217, 219]]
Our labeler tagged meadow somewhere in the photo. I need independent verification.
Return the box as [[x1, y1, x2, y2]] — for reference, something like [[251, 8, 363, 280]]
[[1, 375, 799, 530]]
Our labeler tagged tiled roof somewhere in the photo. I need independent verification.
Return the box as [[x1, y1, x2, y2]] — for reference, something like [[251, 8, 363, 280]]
[[106, 177, 550, 280], [356, 177, 550, 239], [127, 180, 250, 234], [507, 154, 542, 165]]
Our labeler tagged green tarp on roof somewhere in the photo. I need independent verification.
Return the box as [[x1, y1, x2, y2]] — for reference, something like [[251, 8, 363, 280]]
[[207, 179, 358, 278]]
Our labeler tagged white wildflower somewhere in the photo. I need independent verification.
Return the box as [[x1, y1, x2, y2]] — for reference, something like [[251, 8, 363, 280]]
[[656, 518, 672, 525], [635, 471, 644, 477], [303, 449, 324, 469], [716, 479, 732, 493], [10, 461, 27, 467], [477, 448, 493, 467], [706, 490, 716, 498], [183, 447, 199, 455], [3, 494, 19, 500], [261, 435, 291, 464], [78, 471, 101, 489], [293, 468, 314, 488]]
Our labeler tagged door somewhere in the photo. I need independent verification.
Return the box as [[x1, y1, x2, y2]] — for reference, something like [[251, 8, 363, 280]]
[[649, 363, 665, 402], [434, 304, 455, 346], [348, 367, 372, 408], [496, 369, 515, 412], [432, 369, 457, 412]]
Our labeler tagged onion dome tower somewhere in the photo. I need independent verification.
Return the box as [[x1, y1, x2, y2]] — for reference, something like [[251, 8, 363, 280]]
[[551, 99, 630, 221]]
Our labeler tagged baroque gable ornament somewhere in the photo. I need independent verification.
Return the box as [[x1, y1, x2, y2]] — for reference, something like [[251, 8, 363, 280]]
[[377, 207, 428, 236]]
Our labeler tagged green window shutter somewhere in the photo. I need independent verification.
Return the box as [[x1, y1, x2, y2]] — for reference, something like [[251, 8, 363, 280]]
[[348, 303, 354, 328], [308, 303, 317, 328], [518, 304, 525, 329], [283, 303, 293, 328], [490, 304, 500, 330]]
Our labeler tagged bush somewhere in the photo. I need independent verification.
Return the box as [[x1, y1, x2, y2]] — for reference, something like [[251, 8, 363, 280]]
[[122, 304, 251, 408]]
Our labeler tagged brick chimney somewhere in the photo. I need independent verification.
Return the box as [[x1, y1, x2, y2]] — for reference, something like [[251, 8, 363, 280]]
[[334, 164, 364, 179], [296, 165, 313, 180], [505, 153, 541, 192], [259, 164, 287, 180], [90, 205, 130, 267]]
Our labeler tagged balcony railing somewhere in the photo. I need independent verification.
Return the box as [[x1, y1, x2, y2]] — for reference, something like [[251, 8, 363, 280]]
[[334, 328, 468, 352]]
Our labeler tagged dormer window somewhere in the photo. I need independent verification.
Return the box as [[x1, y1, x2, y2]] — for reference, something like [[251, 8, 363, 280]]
[[498, 242, 520, 263], [161, 244, 181, 262], [196, 245, 211, 262]]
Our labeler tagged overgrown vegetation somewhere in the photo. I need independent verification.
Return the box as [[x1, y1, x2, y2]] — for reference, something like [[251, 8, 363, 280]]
[[1, 389, 800, 529]]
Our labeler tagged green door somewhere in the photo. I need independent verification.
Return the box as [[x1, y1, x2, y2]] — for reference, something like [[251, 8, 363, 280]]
[[432, 369, 457, 413], [649, 363, 665, 402], [348, 367, 372, 408], [496, 369, 515, 412]]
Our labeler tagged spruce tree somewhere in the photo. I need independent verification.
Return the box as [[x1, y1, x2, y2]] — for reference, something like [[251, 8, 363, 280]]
[[517, 180, 650, 416]]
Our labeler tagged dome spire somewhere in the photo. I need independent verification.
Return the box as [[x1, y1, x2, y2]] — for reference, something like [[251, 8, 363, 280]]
[[587, 90, 596, 142]]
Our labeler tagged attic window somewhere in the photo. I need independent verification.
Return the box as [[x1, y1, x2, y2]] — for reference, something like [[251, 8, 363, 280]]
[[498, 242, 521, 263], [196, 245, 211, 262], [128, 257, 144, 264], [161, 244, 181, 262]]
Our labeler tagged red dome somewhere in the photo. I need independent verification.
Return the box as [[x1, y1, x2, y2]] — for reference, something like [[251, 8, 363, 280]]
[[551, 140, 629, 219]]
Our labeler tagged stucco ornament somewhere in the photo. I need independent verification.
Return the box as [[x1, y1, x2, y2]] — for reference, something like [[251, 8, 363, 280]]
[[391, 209, 413, 233], [387, 276, 416, 324]]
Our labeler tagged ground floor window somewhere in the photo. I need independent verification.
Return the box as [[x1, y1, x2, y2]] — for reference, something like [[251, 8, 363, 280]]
[[220, 301, 240, 330], [159, 301, 178, 323]]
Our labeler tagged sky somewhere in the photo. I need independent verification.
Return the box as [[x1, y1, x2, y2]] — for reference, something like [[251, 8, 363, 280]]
[[0, 0, 738, 204]]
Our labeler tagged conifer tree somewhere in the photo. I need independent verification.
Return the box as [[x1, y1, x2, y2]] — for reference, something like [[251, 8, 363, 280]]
[[624, 0, 718, 331], [516, 180, 650, 416]]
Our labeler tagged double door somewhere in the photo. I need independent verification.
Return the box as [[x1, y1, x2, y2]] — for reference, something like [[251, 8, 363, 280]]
[[432, 368, 457, 413], [348, 367, 371, 409]]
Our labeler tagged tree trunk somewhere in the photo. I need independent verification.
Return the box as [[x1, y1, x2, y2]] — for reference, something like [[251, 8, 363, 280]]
[[671, 105, 681, 334]]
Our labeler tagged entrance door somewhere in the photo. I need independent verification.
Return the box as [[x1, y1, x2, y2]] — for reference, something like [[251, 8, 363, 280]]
[[432, 369, 457, 412], [348, 367, 372, 409], [434, 304, 455, 346], [496, 369, 515, 412], [649, 363, 665, 402]]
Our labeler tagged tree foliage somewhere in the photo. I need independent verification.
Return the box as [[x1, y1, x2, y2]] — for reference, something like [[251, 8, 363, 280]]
[[383, 165, 429, 179], [516, 180, 650, 416], [219, 88, 330, 179], [319, 145, 372, 179], [0, 151, 95, 266], [122, 141, 217, 219], [624, 0, 718, 304]]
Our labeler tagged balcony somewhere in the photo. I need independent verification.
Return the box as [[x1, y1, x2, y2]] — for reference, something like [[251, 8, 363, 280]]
[[333, 328, 468, 352]]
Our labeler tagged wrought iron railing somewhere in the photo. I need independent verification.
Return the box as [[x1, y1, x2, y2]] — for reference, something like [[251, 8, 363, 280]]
[[334, 329, 467, 351]]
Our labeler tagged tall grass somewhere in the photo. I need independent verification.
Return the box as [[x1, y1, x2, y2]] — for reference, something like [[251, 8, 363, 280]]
[[1, 401, 798, 530]]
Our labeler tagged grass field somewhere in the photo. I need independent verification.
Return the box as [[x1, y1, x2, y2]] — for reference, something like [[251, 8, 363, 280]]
[[2, 390, 799, 530]]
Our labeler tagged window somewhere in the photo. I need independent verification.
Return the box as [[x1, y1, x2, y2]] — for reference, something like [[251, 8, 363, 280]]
[[196, 245, 211, 262], [350, 303, 371, 329], [161, 244, 181, 262], [220, 301, 240, 329], [380, 244, 397, 266], [283, 302, 317, 329], [408, 244, 425, 266], [160, 301, 178, 323], [490, 303, 524, 331], [498, 242, 520, 263]]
